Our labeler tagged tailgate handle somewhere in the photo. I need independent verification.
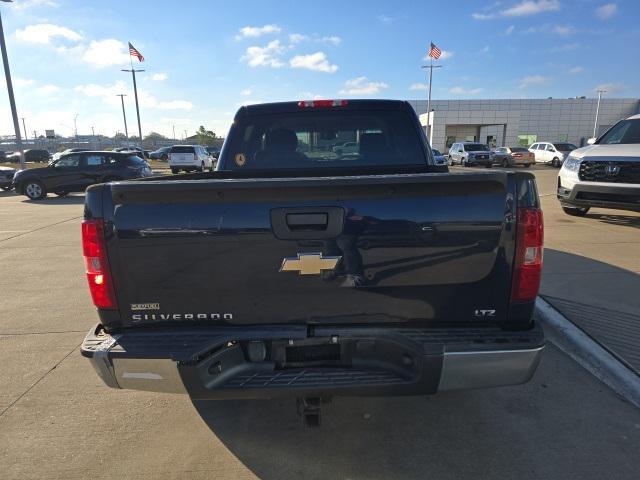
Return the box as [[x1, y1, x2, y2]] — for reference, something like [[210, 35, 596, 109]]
[[271, 207, 345, 240], [286, 213, 328, 230]]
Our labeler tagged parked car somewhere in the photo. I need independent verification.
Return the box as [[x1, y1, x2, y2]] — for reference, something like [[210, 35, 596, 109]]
[[557, 113, 640, 216], [492, 147, 535, 167], [432, 149, 447, 166], [448, 142, 493, 167], [52, 148, 90, 162], [12, 151, 153, 200], [205, 146, 221, 159], [168, 145, 214, 173], [114, 146, 149, 160], [149, 146, 171, 161], [81, 100, 544, 425], [332, 141, 359, 156], [529, 142, 577, 167], [5, 149, 51, 163], [0, 166, 16, 190]]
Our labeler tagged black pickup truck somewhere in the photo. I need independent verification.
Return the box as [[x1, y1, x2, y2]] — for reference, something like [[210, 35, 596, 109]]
[[82, 100, 544, 422]]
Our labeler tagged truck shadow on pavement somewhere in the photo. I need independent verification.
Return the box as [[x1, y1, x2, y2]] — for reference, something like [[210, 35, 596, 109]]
[[584, 212, 640, 229], [191, 349, 640, 479]]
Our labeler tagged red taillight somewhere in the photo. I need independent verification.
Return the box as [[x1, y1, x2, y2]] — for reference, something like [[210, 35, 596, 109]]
[[298, 99, 348, 108], [82, 219, 116, 309], [511, 208, 544, 303]]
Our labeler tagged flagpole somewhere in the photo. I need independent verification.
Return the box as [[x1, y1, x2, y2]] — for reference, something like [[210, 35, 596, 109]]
[[122, 48, 144, 146], [427, 53, 433, 135], [421, 42, 441, 145]]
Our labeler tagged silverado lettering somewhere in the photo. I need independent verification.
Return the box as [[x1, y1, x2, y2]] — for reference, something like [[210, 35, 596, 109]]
[[131, 313, 234, 321]]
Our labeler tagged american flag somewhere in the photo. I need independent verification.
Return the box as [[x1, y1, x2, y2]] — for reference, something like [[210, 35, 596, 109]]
[[128, 42, 144, 62], [427, 42, 441, 60]]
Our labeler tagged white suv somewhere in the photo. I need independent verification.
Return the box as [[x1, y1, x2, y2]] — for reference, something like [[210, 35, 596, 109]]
[[529, 142, 577, 167], [169, 145, 214, 174], [557, 114, 640, 216]]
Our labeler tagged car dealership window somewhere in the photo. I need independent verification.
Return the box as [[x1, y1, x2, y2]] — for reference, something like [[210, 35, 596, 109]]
[[518, 134, 537, 147]]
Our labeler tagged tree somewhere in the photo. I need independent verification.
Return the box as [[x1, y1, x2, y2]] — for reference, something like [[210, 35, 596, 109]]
[[144, 131, 167, 141], [196, 125, 217, 146]]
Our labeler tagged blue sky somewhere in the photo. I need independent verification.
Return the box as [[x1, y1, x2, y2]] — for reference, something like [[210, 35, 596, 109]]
[[1, 0, 638, 138]]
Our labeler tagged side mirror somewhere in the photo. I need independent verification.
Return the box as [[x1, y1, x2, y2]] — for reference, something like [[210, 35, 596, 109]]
[[587, 138, 596, 145]]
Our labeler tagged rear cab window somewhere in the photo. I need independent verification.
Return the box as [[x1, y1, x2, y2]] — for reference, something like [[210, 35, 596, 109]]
[[224, 107, 426, 170], [171, 146, 196, 154], [463, 143, 489, 152]]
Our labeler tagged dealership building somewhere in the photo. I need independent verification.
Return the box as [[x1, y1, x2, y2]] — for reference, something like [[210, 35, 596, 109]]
[[407, 97, 640, 153]]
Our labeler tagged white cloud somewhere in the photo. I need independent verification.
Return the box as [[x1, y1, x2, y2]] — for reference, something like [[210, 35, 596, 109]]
[[240, 88, 252, 96], [14, 23, 81, 44], [553, 25, 576, 35], [377, 15, 393, 23], [473, 0, 560, 20], [298, 91, 324, 100], [594, 83, 625, 94], [595, 3, 617, 20], [289, 52, 338, 73], [472, 12, 496, 20], [289, 33, 308, 43], [235, 24, 281, 40], [81, 39, 130, 68], [13, 77, 35, 87], [74, 81, 129, 102], [549, 43, 578, 52], [9, 0, 59, 11], [74, 80, 192, 111], [241, 40, 285, 68], [449, 86, 483, 95], [339, 76, 388, 95], [320, 36, 341, 45], [504, 25, 515, 35], [503, 0, 560, 17], [568, 66, 584, 75], [151, 73, 167, 81], [409, 83, 429, 91], [158, 100, 193, 111], [518, 75, 550, 89], [35, 84, 60, 95]]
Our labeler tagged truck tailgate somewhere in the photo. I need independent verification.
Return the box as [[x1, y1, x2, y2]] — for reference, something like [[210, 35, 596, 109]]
[[101, 172, 516, 327]]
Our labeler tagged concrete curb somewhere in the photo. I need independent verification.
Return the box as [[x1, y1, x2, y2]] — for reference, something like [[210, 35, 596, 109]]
[[535, 297, 640, 409]]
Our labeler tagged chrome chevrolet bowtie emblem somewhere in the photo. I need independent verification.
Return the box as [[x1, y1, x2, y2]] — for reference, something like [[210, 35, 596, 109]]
[[605, 164, 620, 175], [280, 253, 342, 275]]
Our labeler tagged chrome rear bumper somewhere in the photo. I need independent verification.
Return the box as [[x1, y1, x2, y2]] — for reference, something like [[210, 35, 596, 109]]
[[82, 323, 544, 397]]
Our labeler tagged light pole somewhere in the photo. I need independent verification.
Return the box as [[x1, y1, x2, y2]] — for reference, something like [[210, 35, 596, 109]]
[[593, 89, 606, 138], [0, 1, 25, 170], [172, 125, 176, 141], [116, 93, 129, 140], [74, 114, 79, 147], [21, 116, 27, 143]]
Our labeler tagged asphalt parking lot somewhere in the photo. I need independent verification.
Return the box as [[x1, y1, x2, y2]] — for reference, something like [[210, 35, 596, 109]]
[[1, 165, 639, 480]]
